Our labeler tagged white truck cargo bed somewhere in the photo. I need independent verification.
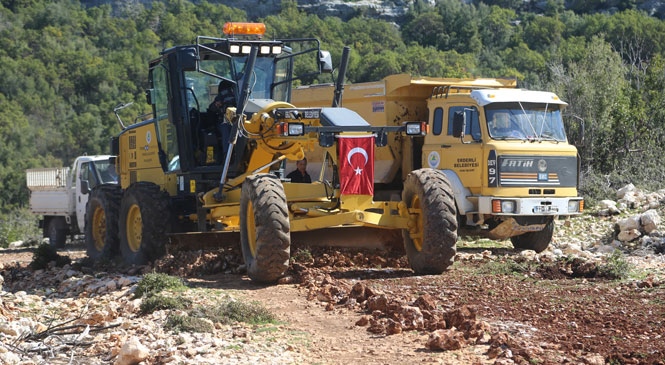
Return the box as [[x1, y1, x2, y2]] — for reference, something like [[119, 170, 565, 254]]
[[27, 167, 74, 216]]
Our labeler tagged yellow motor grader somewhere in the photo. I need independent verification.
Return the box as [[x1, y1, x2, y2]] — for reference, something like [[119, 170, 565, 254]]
[[85, 23, 458, 282]]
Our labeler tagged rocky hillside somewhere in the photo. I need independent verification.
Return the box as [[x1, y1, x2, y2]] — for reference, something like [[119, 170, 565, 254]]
[[82, 0, 665, 22]]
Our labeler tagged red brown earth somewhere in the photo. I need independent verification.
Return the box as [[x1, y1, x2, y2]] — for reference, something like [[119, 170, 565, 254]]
[[2, 239, 664, 365]]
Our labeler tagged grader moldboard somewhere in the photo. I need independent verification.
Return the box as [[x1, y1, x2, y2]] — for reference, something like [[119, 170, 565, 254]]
[[86, 23, 457, 283]]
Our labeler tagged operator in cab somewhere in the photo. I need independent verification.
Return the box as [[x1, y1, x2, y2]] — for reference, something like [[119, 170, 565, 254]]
[[287, 158, 311, 183], [489, 112, 525, 139]]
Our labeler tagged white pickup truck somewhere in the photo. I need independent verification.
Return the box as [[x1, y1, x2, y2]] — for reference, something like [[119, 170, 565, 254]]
[[26, 155, 118, 248]]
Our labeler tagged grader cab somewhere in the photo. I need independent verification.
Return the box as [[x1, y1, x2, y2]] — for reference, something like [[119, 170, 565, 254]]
[[86, 23, 458, 283]]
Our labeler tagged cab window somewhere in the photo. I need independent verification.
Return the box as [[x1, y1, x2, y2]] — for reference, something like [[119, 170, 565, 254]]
[[432, 107, 444, 135], [447, 106, 480, 141]]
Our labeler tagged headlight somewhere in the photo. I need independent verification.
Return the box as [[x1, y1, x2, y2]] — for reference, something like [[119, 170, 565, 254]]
[[282, 123, 304, 136], [405, 122, 421, 135], [229, 44, 240, 54], [501, 200, 515, 213], [405, 122, 427, 136], [492, 199, 515, 213], [568, 200, 583, 213], [260, 45, 271, 54]]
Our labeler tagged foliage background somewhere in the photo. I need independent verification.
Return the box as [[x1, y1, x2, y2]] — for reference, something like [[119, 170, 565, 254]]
[[2, 0, 665, 242]]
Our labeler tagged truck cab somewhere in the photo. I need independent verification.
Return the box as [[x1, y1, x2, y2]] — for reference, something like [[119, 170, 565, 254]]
[[26, 155, 117, 248], [425, 86, 583, 250]]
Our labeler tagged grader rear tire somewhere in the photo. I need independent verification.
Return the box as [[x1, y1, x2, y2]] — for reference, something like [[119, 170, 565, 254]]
[[240, 174, 290, 283], [85, 185, 121, 260], [402, 168, 457, 275], [510, 218, 554, 253], [119, 183, 171, 265]]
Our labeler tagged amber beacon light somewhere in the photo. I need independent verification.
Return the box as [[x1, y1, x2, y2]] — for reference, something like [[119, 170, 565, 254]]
[[223, 22, 266, 36]]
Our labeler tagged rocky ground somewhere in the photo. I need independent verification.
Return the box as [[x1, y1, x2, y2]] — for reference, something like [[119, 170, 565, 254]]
[[2, 186, 665, 364]]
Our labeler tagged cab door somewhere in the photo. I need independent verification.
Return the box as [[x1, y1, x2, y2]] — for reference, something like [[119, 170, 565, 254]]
[[76, 161, 96, 232], [423, 104, 484, 193]]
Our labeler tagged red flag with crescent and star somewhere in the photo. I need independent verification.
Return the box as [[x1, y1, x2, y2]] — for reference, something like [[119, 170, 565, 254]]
[[338, 135, 375, 195]]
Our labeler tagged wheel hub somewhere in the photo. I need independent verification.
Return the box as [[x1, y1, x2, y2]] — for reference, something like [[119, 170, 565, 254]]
[[126, 204, 143, 253], [92, 207, 107, 251]]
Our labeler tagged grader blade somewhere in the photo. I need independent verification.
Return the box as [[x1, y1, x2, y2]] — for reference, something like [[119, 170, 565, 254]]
[[167, 232, 240, 253], [291, 227, 404, 252]]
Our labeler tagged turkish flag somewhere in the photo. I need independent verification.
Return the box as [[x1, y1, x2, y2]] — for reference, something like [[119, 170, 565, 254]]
[[338, 135, 374, 196]]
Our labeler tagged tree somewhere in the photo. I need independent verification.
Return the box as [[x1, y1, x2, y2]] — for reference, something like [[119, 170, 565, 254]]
[[548, 36, 628, 178]]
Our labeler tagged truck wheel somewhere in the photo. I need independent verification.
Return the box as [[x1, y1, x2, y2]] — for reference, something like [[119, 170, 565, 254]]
[[240, 174, 290, 283], [46, 217, 67, 249], [402, 168, 457, 275], [510, 218, 554, 253], [85, 185, 121, 260], [119, 183, 171, 265]]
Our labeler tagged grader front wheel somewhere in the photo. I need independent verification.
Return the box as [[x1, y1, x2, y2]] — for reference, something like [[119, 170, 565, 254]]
[[402, 168, 458, 275], [240, 174, 291, 283]]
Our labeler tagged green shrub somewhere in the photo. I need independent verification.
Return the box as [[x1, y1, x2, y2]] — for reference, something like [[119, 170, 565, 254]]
[[134, 273, 187, 298], [201, 300, 276, 325], [29, 243, 71, 270], [165, 314, 214, 333], [291, 248, 313, 263], [598, 249, 632, 279], [139, 294, 192, 315], [0, 209, 42, 248]]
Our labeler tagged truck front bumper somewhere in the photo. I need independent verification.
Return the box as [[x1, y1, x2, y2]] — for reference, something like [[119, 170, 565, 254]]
[[478, 196, 584, 216]]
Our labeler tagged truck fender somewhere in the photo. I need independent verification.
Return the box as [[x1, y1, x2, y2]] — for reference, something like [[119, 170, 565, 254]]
[[439, 170, 473, 215]]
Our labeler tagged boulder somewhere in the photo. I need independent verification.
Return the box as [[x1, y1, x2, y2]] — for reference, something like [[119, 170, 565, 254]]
[[617, 183, 636, 199], [617, 229, 641, 242], [640, 209, 661, 233], [616, 216, 640, 232], [115, 336, 149, 365], [426, 329, 467, 351]]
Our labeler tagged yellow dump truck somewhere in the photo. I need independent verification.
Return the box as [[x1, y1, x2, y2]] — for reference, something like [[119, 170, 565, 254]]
[[292, 74, 584, 252]]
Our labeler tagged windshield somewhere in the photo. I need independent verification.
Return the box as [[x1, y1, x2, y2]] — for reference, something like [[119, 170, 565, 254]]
[[191, 54, 289, 106], [93, 160, 118, 184], [485, 102, 567, 142]]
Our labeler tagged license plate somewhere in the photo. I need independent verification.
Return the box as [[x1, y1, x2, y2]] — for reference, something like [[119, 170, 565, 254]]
[[533, 205, 558, 213]]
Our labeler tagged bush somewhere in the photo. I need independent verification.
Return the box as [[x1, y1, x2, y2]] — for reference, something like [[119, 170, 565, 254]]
[[140, 294, 192, 315], [201, 300, 276, 325], [29, 243, 71, 270], [134, 273, 187, 298], [0, 209, 42, 248], [165, 314, 214, 333], [598, 249, 632, 279]]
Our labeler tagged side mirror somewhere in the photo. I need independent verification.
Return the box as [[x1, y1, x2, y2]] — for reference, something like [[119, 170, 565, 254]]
[[319, 50, 333, 73], [80, 180, 90, 195], [452, 111, 466, 138], [145, 89, 153, 105], [179, 47, 198, 71]]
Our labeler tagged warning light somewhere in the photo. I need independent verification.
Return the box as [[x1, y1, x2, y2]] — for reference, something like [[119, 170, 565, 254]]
[[223, 22, 266, 36]]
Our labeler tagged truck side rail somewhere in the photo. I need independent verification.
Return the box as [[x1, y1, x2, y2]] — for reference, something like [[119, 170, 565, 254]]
[[26, 168, 70, 190]]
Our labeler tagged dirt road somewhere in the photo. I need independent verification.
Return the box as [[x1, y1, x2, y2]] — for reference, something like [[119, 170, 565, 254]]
[[2, 235, 664, 364]]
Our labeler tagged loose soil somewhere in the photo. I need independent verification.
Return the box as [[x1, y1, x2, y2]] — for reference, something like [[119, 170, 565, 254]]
[[1, 237, 665, 364]]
